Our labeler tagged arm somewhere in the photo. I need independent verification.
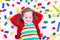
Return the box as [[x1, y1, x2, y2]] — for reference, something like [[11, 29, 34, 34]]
[[10, 14, 20, 26], [33, 12, 43, 24]]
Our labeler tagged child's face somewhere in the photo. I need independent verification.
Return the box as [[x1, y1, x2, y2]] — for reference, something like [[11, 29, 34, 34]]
[[22, 11, 33, 24]]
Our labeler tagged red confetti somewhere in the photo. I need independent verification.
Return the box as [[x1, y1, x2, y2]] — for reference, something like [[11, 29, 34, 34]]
[[1, 29, 4, 32], [21, 6, 25, 10], [47, 2, 51, 5], [17, 2, 20, 5], [46, 37, 49, 40], [52, 27, 55, 30], [12, 4, 14, 7], [4, 34, 7, 38], [0, 10, 2, 12], [6, 3, 10, 6], [38, 3, 42, 6]]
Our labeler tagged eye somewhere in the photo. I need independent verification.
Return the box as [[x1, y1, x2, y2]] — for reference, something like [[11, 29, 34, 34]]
[[25, 17, 28, 18], [30, 17, 32, 18]]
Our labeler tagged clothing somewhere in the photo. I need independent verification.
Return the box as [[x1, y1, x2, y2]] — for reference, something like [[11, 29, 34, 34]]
[[20, 23, 40, 40], [10, 12, 43, 40]]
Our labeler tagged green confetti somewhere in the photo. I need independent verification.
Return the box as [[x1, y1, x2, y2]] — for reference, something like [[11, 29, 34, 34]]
[[34, 4, 36, 8], [45, 9, 49, 12], [39, 10, 42, 13], [5, 0, 10, 1], [25, 0, 28, 2], [4, 21, 8, 26], [0, 17, 1, 19], [48, 14, 52, 18], [44, 21, 48, 24], [57, 13, 60, 17]]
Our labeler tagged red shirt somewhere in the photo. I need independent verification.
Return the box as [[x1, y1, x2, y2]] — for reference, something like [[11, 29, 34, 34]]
[[10, 12, 43, 40]]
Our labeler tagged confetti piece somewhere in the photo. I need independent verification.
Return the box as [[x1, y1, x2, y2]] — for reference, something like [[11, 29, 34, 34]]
[[50, 34, 56, 40], [44, 20, 48, 24], [0, 0, 2, 3], [49, 9, 53, 12], [16, 8, 19, 12], [48, 14, 52, 18], [36, 6, 40, 10], [5, 0, 10, 1], [4, 21, 8, 26], [57, 33, 60, 36], [42, 26, 47, 29], [17, 2, 20, 5], [2, 9, 6, 12], [0, 10, 2, 12], [10, 11, 12, 15], [47, 37, 49, 40], [41, 6, 45, 9], [6, 3, 10, 6], [57, 22, 60, 32], [54, 1, 57, 4], [47, 2, 51, 5], [25, 0, 28, 2], [38, 3, 42, 6], [21, 6, 25, 10], [2, 3, 5, 8], [53, 32, 56, 35], [10, 32, 14, 35], [20, 0, 22, 2], [52, 13, 57, 17], [52, 27, 55, 30], [45, 9, 49, 12], [31, 0, 33, 2], [11, 26, 14, 28], [28, 2, 30, 5], [52, 4, 60, 12], [4, 34, 7, 38], [0, 17, 1, 19], [57, 13, 60, 17], [34, 4, 36, 8], [12, 4, 14, 7], [1, 29, 4, 32], [7, 16, 11, 20], [0, 26, 2, 30], [51, 20, 55, 24], [4, 15, 7, 19], [43, 35, 46, 39], [5, 31, 9, 33], [39, 10, 42, 13]]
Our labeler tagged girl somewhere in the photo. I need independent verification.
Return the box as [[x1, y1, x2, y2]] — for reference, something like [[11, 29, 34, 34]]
[[10, 7, 43, 40]]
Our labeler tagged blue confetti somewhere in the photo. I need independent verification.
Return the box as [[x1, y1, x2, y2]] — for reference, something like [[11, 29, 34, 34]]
[[5, 31, 9, 33], [42, 26, 47, 29], [20, 0, 22, 2], [2, 3, 5, 8], [2, 9, 6, 12], [4, 15, 7, 19], [57, 22, 60, 32], [41, 6, 45, 9], [11, 26, 14, 28], [43, 35, 46, 39], [31, 0, 33, 2], [10, 11, 12, 15], [53, 32, 56, 35], [51, 20, 55, 24], [28, 2, 30, 5]]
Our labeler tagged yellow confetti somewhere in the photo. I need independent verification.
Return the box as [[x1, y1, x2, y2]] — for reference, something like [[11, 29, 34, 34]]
[[16, 8, 20, 12], [49, 10, 53, 12], [57, 33, 60, 36], [0, 0, 2, 3], [52, 13, 57, 17], [10, 31, 14, 35], [36, 6, 40, 10], [7, 16, 11, 20]]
